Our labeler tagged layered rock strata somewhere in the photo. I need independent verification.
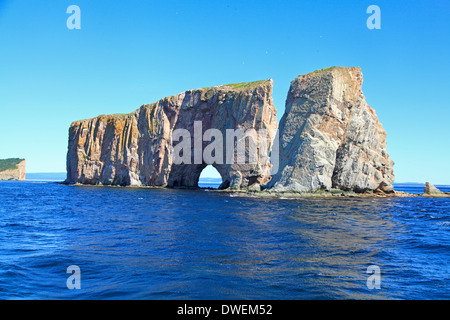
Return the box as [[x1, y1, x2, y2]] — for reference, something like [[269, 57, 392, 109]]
[[66, 80, 278, 189], [66, 67, 395, 193], [267, 67, 395, 193]]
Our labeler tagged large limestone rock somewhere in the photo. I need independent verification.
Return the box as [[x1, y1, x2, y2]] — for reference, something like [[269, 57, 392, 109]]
[[66, 67, 395, 194], [66, 80, 278, 189], [267, 67, 395, 193], [0, 159, 26, 181]]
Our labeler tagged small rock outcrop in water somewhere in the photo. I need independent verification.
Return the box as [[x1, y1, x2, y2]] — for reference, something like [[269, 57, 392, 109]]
[[66, 80, 278, 189], [423, 182, 450, 197], [424, 182, 443, 195], [267, 67, 395, 193], [0, 158, 26, 181], [66, 67, 395, 193]]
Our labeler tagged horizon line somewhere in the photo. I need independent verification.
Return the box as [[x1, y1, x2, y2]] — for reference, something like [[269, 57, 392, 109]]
[[24, 173, 450, 186]]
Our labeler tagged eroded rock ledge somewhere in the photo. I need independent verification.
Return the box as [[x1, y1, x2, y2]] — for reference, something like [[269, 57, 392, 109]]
[[66, 67, 396, 194]]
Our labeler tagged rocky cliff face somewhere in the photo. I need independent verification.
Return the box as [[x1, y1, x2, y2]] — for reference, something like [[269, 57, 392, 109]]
[[0, 159, 26, 181], [66, 67, 395, 193], [267, 67, 395, 193], [66, 80, 278, 189]]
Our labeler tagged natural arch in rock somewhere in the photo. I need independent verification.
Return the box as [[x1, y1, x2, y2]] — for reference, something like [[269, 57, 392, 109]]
[[66, 67, 395, 193], [167, 163, 227, 189], [198, 165, 222, 189], [66, 80, 277, 190]]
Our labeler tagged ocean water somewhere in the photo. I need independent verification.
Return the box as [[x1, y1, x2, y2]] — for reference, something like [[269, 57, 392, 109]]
[[0, 179, 449, 300]]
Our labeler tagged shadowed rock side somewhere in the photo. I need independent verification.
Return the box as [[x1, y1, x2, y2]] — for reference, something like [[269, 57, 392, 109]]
[[66, 80, 278, 189], [267, 67, 395, 193], [0, 159, 26, 181]]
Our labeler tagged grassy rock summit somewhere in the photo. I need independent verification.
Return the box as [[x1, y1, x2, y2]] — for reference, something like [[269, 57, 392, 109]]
[[0, 158, 26, 181], [66, 67, 395, 194]]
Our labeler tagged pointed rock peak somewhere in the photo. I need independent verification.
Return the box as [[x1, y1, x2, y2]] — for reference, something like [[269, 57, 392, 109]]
[[424, 182, 443, 195]]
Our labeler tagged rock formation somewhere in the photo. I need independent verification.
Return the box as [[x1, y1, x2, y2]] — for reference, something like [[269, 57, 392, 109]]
[[0, 159, 26, 181], [267, 67, 395, 193], [66, 66, 395, 193], [423, 182, 450, 197], [66, 80, 278, 189], [424, 182, 443, 195]]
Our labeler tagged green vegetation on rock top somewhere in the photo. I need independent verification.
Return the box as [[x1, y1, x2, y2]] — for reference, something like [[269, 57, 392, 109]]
[[223, 80, 268, 91], [305, 66, 339, 75], [0, 158, 24, 172], [109, 113, 132, 118], [302, 66, 357, 77], [201, 80, 269, 92]]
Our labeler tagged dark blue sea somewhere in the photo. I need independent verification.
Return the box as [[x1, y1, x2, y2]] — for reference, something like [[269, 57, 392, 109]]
[[0, 177, 449, 300]]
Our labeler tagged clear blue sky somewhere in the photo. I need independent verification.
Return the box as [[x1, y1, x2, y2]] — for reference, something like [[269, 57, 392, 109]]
[[0, 0, 449, 183]]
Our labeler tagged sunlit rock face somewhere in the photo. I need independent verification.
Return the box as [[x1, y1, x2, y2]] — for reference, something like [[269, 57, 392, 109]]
[[267, 67, 395, 193], [66, 80, 278, 189], [66, 67, 394, 193]]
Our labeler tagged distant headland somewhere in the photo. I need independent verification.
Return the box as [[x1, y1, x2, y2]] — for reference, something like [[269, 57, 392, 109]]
[[0, 158, 26, 181]]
